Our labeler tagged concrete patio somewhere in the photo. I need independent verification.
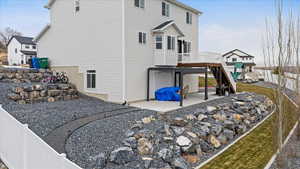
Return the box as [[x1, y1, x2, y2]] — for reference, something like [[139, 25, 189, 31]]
[[130, 91, 223, 112]]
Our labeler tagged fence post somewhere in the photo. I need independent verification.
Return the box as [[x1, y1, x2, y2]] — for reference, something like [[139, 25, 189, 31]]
[[23, 124, 29, 169], [60, 153, 67, 169]]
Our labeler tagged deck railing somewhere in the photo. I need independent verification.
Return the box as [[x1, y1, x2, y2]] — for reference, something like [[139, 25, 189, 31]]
[[0, 105, 82, 169]]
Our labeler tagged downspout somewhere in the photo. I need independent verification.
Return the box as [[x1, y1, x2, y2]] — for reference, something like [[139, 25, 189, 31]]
[[121, 0, 126, 102]]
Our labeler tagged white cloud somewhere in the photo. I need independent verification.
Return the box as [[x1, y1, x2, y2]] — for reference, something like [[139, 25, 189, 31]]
[[199, 24, 266, 66]]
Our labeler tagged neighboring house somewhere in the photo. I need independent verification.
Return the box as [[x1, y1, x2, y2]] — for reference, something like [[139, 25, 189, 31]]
[[7, 36, 37, 65], [35, 0, 202, 103], [223, 49, 256, 73]]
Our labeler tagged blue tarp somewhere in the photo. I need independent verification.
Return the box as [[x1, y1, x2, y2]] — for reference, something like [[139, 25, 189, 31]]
[[155, 87, 181, 101], [32, 58, 40, 69]]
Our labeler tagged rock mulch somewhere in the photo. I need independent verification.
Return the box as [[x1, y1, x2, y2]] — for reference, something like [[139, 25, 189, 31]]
[[65, 93, 274, 169], [0, 67, 52, 83], [8, 83, 79, 104], [0, 81, 126, 138], [0, 68, 80, 104]]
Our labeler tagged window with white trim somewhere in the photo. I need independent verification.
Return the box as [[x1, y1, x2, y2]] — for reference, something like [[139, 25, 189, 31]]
[[32, 45, 36, 49], [87, 70, 96, 89], [186, 12, 192, 24], [25, 45, 30, 49], [135, 0, 145, 8], [156, 35, 163, 49], [167, 36, 175, 50], [138, 32, 146, 44], [162, 2, 170, 17], [75, 0, 80, 12], [183, 41, 191, 53]]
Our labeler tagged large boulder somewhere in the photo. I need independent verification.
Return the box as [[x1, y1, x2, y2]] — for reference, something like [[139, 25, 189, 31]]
[[110, 147, 136, 165]]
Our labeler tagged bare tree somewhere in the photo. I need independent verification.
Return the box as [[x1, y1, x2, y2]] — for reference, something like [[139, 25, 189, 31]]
[[0, 27, 22, 49], [263, 0, 297, 168]]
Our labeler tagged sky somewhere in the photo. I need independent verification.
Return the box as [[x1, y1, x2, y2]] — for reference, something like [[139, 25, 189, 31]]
[[1, 0, 300, 66]]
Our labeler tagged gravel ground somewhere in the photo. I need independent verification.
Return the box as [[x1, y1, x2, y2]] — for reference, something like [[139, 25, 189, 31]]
[[65, 109, 157, 169], [65, 92, 270, 169], [0, 82, 127, 138]]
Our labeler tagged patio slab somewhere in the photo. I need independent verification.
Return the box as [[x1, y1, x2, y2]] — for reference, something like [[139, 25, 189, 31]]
[[130, 92, 222, 112]]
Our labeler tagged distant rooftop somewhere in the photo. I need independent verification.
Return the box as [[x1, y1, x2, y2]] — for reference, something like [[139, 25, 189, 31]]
[[9, 36, 36, 46]]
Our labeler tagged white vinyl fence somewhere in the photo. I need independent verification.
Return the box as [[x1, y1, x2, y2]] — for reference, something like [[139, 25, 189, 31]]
[[0, 105, 82, 169]]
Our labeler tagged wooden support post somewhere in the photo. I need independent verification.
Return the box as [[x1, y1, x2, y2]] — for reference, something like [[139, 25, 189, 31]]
[[219, 67, 223, 96], [174, 72, 177, 87], [147, 69, 150, 101], [205, 67, 208, 100], [179, 72, 183, 107]]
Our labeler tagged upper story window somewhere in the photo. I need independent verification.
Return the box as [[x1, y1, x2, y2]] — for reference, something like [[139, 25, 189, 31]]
[[232, 58, 237, 62], [135, 0, 145, 8], [32, 45, 36, 49], [162, 2, 170, 17], [156, 35, 163, 49], [25, 45, 30, 49], [183, 41, 191, 53], [87, 70, 96, 89], [15, 48, 17, 54], [75, 0, 80, 12], [167, 36, 175, 50], [186, 12, 192, 24], [139, 32, 146, 44]]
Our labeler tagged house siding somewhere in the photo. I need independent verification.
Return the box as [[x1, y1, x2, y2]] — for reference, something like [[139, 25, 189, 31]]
[[37, 0, 124, 102], [124, 0, 200, 102], [8, 38, 22, 65]]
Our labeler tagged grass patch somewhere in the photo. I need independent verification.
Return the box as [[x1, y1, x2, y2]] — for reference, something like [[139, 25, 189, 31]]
[[199, 83, 299, 169], [199, 77, 217, 87]]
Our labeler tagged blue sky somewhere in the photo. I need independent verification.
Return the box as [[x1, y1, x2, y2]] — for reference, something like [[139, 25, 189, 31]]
[[1, 0, 300, 65]]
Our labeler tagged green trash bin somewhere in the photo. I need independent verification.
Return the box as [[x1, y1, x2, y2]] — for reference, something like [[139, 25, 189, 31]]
[[38, 58, 49, 69]]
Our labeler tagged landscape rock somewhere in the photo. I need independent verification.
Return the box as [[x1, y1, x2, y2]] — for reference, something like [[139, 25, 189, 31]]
[[171, 157, 189, 169], [197, 114, 207, 121], [110, 147, 136, 165], [158, 148, 173, 163], [87, 153, 106, 169], [176, 136, 192, 147], [171, 117, 188, 127], [209, 135, 221, 148], [137, 138, 153, 155], [123, 137, 137, 149]]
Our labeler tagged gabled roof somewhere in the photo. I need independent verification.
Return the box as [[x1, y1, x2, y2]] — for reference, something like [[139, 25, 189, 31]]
[[223, 49, 255, 58], [7, 36, 36, 46], [20, 50, 37, 56], [152, 20, 184, 37], [45, 0, 202, 15]]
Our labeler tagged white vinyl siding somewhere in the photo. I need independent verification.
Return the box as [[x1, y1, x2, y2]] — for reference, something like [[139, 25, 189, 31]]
[[135, 0, 144, 8], [162, 2, 170, 17]]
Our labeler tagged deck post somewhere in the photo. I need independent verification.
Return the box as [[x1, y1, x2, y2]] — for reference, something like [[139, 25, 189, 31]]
[[205, 67, 208, 100], [179, 71, 183, 107], [147, 68, 150, 101], [219, 67, 223, 96], [174, 72, 177, 87]]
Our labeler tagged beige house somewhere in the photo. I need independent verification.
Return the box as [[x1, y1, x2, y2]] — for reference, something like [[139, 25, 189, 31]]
[[35, 0, 202, 103]]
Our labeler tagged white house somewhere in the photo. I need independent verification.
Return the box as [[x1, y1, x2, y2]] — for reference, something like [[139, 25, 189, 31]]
[[7, 36, 37, 65], [223, 49, 256, 73], [35, 0, 202, 103]]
